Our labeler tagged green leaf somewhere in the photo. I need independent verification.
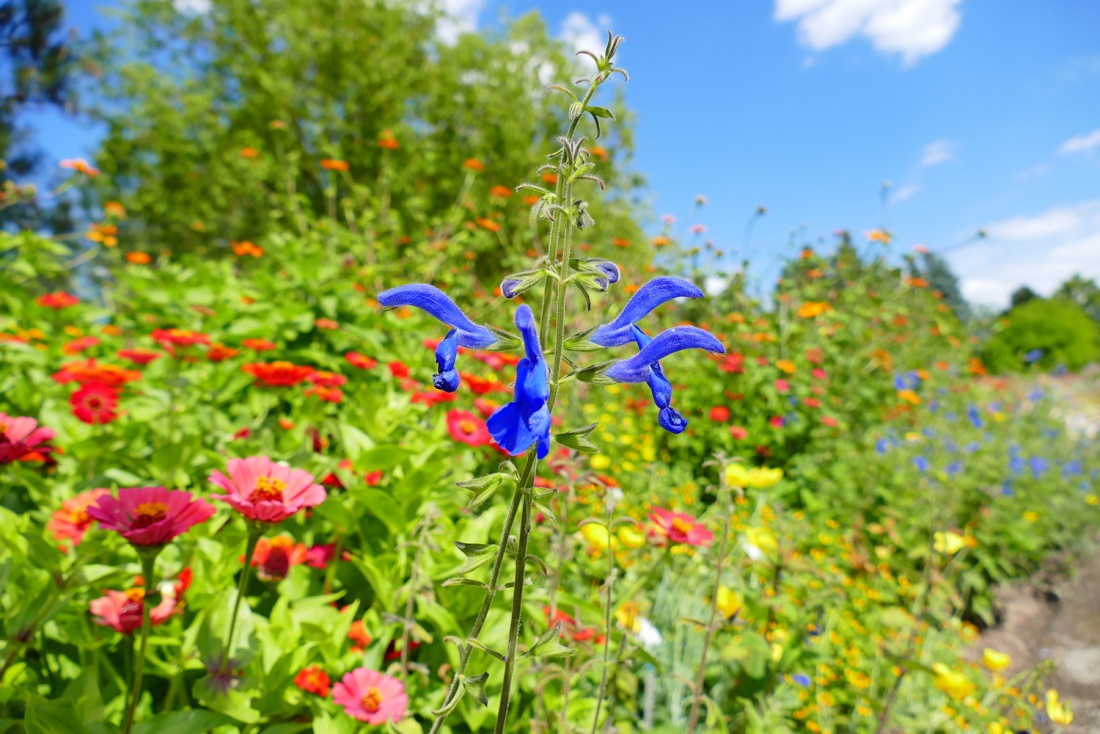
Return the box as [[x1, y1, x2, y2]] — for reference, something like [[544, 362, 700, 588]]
[[585, 105, 615, 119], [554, 423, 600, 453], [24, 696, 90, 734], [131, 709, 238, 734], [574, 360, 617, 385], [523, 623, 574, 659], [464, 672, 490, 707], [453, 542, 498, 575]]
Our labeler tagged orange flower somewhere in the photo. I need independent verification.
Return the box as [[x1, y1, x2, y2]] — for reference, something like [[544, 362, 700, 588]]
[[249, 535, 308, 581], [207, 343, 239, 362], [125, 252, 151, 264], [348, 620, 372, 651], [87, 223, 119, 247], [239, 147, 259, 159], [797, 301, 832, 318], [612, 237, 631, 248], [589, 145, 609, 161], [48, 489, 112, 546], [104, 201, 126, 218], [651, 236, 671, 247], [541, 172, 558, 185], [475, 217, 501, 233], [295, 665, 332, 697], [897, 389, 921, 405], [800, 247, 814, 259], [242, 338, 277, 352], [968, 357, 987, 376], [321, 158, 349, 171], [463, 158, 484, 171], [242, 361, 316, 387], [522, 194, 541, 205], [232, 241, 264, 257], [776, 359, 796, 374], [377, 130, 398, 149], [53, 360, 141, 388], [908, 277, 928, 288], [278, 418, 296, 430], [865, 229, 891, 244], [60, 158, 98, 177], [305, 385, 344, 403], [490, 184, 512, 198], [315, 318, 339, 330]]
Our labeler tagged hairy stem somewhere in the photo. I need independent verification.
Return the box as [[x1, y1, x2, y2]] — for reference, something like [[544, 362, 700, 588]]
[[590, 500, 617, 733], [493, 491, 534, 733], [220, 528, 261, 674]]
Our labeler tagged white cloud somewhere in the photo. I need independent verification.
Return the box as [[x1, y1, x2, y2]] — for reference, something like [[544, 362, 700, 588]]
[[173, 0, 210, 13], [891, 182, 921, 203], [435, 0, 485, 46], [560, 11, 612, 58], [920, 139, 957, 166], [774, 0, 963, 66], [1059, 128, 1100, 156], [952, 198, 1100, 307]]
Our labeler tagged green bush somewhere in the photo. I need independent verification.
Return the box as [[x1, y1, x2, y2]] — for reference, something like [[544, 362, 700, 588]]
[[983, 297, 1100, 373]]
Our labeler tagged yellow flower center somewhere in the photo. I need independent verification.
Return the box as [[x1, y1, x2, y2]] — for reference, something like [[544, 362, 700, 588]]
[[132, 501, 168, 528], [361, 686, 383, 713], [459, 420, 476, 434], [671, 517, 694, 535], [124, 588, 145, 603], [250, 476, 286, 502]]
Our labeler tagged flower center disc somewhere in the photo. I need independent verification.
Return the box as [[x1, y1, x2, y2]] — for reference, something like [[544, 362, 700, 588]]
[[671, 517, 693, 535], [250, 476, 286, 502], [361, 686, 383, 713], [132, 501, 168, 528]]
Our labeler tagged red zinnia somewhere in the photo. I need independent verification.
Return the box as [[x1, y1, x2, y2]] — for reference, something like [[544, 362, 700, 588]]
[[411, 390, 456, 407], [242, 338, 277, 352], [242, 361, 316, 387], [71, 382, 120, 424], [729, 425, 748, 440], [446, 410, 491, 447], [345, 352, 378, 370], [309, 371, 347, 388], [63, 336, 100, 355], [88, 487, 216, 546], [207, 343, 239, 362], [388, 361, 409, 378], [295, 665, 332, 697], [305, 385, 344, 403], [117, 348, 162, 366], [249, 535, 308, 581], [709, 406, 730, 422], [151, 328, 210, 348], [53, 359, 141, 388], [36, 292, 79, 310]]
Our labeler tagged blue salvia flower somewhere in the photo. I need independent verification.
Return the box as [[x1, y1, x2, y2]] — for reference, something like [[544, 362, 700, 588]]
[[791, 674, 811, 687], [626, 326, 688, 434], [1028, 387, 1044, 401], [1063, 460, 1083, 478], [590, 277, 704, 347], [605, 326, 725, 383], [487, 304, 551, 458], [893, 374, 906, 390], [379, 284, 498, 392], [1001, 480, 1014, 497]]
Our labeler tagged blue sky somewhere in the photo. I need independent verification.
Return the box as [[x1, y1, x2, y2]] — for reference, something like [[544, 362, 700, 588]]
[[29, 0, 1100, 307]]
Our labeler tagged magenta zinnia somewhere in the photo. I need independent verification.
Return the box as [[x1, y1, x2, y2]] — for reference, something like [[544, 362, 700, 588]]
[[0, 413, 55, 464], [209, 455, 326, 523], [88, 487, 216, 546]]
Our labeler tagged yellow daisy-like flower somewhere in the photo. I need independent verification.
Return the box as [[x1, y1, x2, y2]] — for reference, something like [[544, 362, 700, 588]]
[[581, 523, 617, 551], [615, 602, 641, 633], [933, 531, 967, 555], [716, 586, 742, 619], [932, 663, 975, 700], [617, 525, 646, 549], [981, 648, 1011, 672], [1046, 689, 1073, 725], [589, 454, 611, 470], [726, 463, 751, 488], [1023, 511, 1040, 523]]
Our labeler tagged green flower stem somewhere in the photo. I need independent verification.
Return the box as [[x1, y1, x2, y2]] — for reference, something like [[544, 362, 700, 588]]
[[493, 489, 533, 734], [590, 500, 617, 733], [220, 526, 262, 674], [122, 550, 159, 734], [428, 450, 537, 734]]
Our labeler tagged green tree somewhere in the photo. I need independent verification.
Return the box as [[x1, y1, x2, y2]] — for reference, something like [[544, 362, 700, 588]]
[[1055, 273, 1100, 323], [908, 251, 970, 322], [85, 0, 648, 286], [982, 298, 1100, 373], [1009, 285, 1038, 310]]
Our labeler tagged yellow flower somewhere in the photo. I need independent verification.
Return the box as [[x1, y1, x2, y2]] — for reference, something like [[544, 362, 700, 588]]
[[933, 531, 967, 555], [1087, 494, 1099, 506], [742, 527, 778, 560], [904, 432, 923, 442], [749, 467, 783, 488], [590, 454, 610, 470], [1046, 689, 1073, 725], [932, 663, 975, 700], [716, 586, 742, 619], [615, 602, 641, 633], [981, 648, 1011, 672], [1023, 511, 1040, 523], [581, 523, 616, 551], [726, 463, 752, 488], [617, 525, 646, 549]]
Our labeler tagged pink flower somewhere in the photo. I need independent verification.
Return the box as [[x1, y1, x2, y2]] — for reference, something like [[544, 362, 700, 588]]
[[649, 508, 713, 547], [332, 667, 408, 725], [88, 487, 215, 546], [660, 214, 676, 224], [209, 455, 326, 524], [306, 542, 336, 569], [774, 379, 790, 393], [811, 368, 827, 380], [729, 425, 748, 440], [770, 416, 786, 428], [47, 489, 111, 546], [689, 224, 706, 234], [0, 413, 55, 464], [90, 578, 184, 634], [913, 244, 929, 254]]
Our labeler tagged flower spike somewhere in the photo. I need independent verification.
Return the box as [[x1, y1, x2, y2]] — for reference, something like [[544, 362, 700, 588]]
[[629, 326, 687, 434], [605, 326, 725, 384], [379, 284, 498, 392], [590, 276, 704, 347], [487, 305, 551, 458]]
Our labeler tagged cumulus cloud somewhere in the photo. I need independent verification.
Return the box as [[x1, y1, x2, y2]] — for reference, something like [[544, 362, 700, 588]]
[[920, 139, 957, 166], [952, 198, 1100, 307], [560, 11, 612, 57], [1059, 128, 1100, 156], [435, 0, 485, 46], [774, 0, 963, 66]]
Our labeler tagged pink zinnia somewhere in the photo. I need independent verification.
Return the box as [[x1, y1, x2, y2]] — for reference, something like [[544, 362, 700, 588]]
[[209, 456, 326, 523], [90, 583, 181, 634], [649, 508, 714, 547], [0, 413, 55, 464], [47, 488, 111, 546], [88, 487, 216, 546], [332, 667, 408, 725]]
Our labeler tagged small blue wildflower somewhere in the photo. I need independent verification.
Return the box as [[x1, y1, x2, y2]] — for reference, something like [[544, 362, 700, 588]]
[[943, 438, 958, 454], [1054, 364, 1068, 376], [1029, 456, 1048, 478], [1001, 481, 1014, 497], [967, 404, 983, 429], [928, 399, 940, 413], [379, 284, 499, 392], [945, 461, 963, 477], [893, 374, 906, 390], [963, 442, 981, 454], [788, 396, 799, 406], [989, 401, 1001, 413], [1023, 348, 1043, 363], [913, 456, 929, 473], [590, 277, 704, 347], [1063, 460, 1083, 478], [486, 305, 551, 458], [1009, 456, 1024, 475], [791, 674, 811, 687], [922, 427, 936, 439], [945, 411, 957, 422], [875, 438, 890, 455], [1028, 388, 1044, 401]]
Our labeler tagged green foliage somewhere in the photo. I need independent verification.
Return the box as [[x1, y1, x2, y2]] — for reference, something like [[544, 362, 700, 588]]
[[1055, 273, 1100, 323], [983, 297, 1100, 373]]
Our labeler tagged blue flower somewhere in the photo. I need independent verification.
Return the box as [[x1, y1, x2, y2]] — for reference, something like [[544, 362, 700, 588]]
[[379, 284, 499, 392], [1001, 481, 1014, 497], [487, 305, 551, 458], [945, 461, 963, 477], [1023, 348, 1043, 363], [966, 404, 983, 429], [963, 442, 981, 454], [791, 674, 811, 687], [913, 456, 929, 473], [1029, 456, 1048, 478], [590, 277, 704, 347], [875, 438, 890, 455], [1008, 456, 1024, 475], [1063, 460, 1083, 478], [625, 326, 688, 433], [605, 325, 725, 383], [1028, 388, 1044, 401], [893, 374, 906, 390]]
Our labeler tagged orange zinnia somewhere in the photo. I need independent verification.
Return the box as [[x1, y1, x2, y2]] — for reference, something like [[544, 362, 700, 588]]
[[377, 130, 398, 149], [463, 158, 484, 171], [321, 158, 349, 171], [651, 236, 671, 247], [125, 252, 151, 264], [475, 218, 501, 233], [232, 241, 264, 257], [612, 237, 630, 248], [489, 184, 512, 198], [60, 158, 99, 177], [240, 147, 259, 159]]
